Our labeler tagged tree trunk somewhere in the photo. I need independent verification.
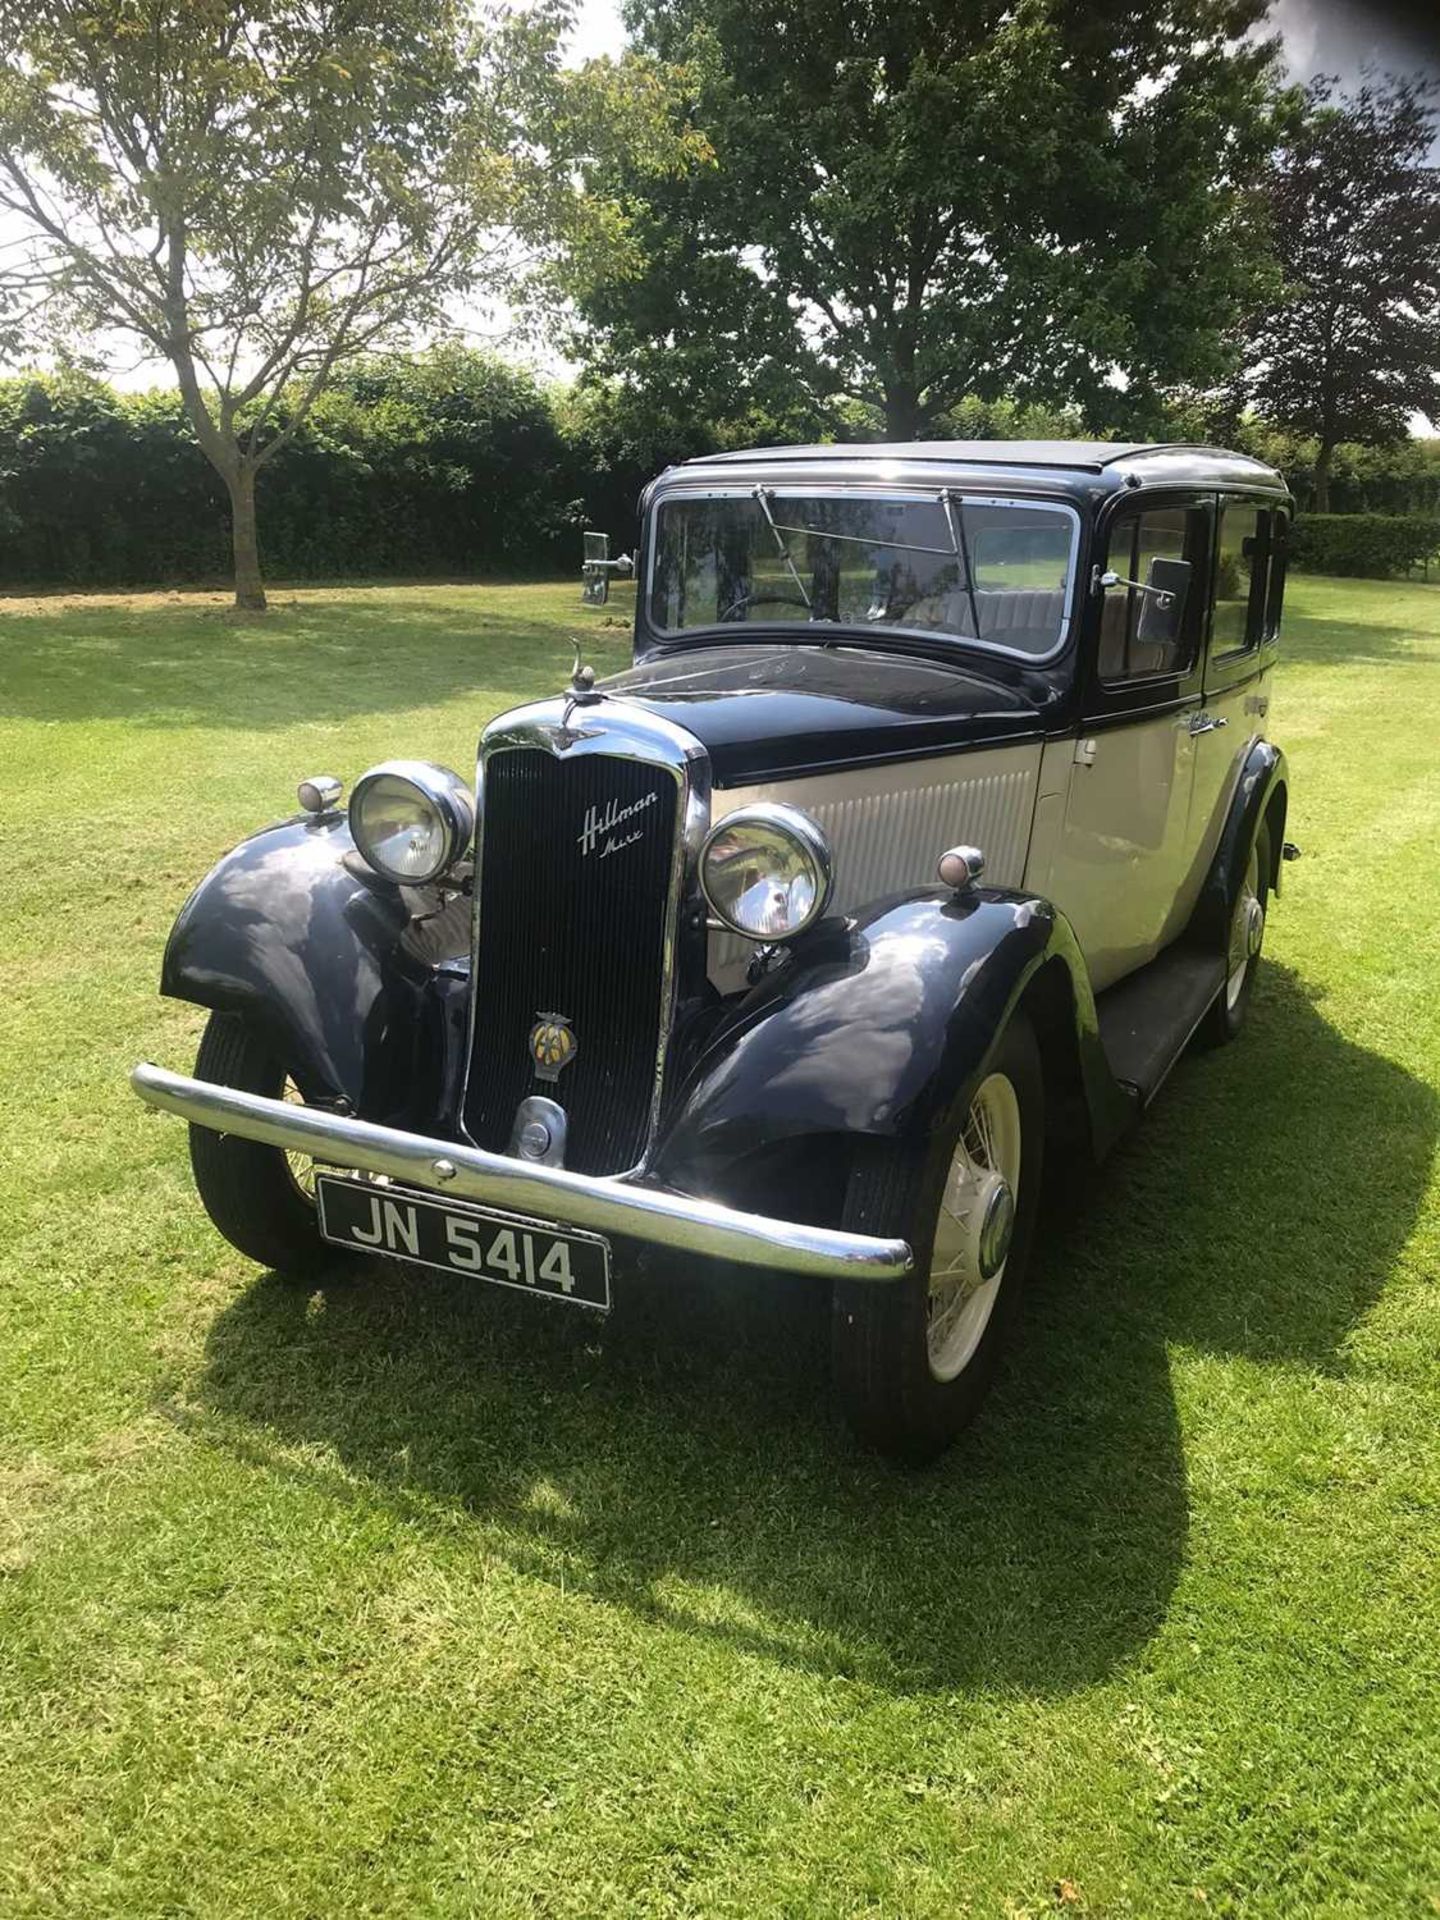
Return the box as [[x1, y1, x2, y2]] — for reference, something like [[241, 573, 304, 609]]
[[1312, 436, 1335, 513], [226, 463, 267, 611], [882, 382, 929, 441]]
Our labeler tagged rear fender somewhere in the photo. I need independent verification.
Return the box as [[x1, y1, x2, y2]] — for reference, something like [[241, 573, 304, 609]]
[[1193, 740, 1288, 946], [652, 889, 1132, 1200], [161, 815, 470, 1125]]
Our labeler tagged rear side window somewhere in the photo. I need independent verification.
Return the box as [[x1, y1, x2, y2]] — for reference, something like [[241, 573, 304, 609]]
[[1213, 503, 1269, 654], [1098, 505, 1206, 683], [1263, 512, 1288, 641]]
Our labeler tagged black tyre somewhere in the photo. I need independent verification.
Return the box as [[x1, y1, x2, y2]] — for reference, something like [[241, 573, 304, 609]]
[[188, 1011, 333, 1278], [1198, 821, 1271, 1047], [831, 1014, 1044, 1463]]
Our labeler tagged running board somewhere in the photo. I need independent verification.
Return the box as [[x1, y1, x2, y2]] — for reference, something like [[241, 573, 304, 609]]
[[1094, 948, 1226, 1106]]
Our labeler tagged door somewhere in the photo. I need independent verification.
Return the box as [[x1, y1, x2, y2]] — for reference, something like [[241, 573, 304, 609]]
[[1189, 498, 1287, 882], [1043, 498, 1210, 992]]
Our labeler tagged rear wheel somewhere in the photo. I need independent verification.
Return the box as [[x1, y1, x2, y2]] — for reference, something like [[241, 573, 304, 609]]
[[1198, 822, 1270, 1047], [188, 1012, 334, 1278], [831, 1015, 1044, 1463]]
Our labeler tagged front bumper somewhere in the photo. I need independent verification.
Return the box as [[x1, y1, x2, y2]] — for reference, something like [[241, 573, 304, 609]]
[[130, 1063, 913, 1283]]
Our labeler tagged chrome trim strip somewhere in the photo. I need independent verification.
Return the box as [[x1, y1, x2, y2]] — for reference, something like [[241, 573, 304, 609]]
[[462, 695, 711, 1174], [131, 1063, 912, 1282]]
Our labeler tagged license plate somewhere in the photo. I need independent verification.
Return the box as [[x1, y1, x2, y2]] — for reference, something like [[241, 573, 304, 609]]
[[315, 1176, 610, 1309]]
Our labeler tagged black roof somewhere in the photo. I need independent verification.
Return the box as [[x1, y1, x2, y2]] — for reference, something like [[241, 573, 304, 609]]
[[672, 439, 1287, 496]]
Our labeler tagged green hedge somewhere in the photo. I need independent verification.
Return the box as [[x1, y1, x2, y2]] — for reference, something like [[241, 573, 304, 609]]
[[0, 354, 816, 590], [1290, 513, 1440, 579], [5, 362, 1440, 590], [0, 355, 654, 589]]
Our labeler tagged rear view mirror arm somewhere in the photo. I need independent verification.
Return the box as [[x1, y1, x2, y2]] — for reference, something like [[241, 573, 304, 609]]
[[1091, 565, 1175, 610]]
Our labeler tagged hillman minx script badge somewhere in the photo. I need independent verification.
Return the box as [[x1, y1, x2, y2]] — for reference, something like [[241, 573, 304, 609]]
[[529, 1014, 577, 1082], [577, 789, 658, 860]]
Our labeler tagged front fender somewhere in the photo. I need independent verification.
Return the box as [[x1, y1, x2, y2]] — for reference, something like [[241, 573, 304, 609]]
[[161, 814, 469, 1124], [653, 888, 1130, 1199]]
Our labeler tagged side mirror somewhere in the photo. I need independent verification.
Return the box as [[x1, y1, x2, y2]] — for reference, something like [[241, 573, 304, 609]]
[[1136, 557, 1191, 648], [581, 531, 634, 608]]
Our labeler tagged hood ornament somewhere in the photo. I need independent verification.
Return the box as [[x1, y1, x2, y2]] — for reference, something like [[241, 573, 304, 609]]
[[557, 637, 605, 736], [569, 637, 602, 705]]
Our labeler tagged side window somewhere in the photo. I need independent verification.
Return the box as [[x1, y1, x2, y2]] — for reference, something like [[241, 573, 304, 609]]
[[1213, 503, 1268, 654], [1098, 505, 1204, 683]]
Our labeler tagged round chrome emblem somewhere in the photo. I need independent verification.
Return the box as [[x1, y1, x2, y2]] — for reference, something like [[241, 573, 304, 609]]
[[977, 1180, 1016, 1280]]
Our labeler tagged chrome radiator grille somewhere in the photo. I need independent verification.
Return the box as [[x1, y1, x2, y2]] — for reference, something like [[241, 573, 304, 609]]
[[463, 746, 680, 1176]]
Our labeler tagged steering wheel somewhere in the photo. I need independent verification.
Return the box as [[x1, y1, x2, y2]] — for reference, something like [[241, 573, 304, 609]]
[[718, 591, 811, 623]]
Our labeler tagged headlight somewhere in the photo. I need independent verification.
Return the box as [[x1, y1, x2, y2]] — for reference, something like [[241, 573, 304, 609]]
[[700, 803, 833, 941], [348, 760, 474, 885]]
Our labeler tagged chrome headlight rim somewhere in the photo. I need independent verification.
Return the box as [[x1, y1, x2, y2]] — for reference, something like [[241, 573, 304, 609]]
[[348, 759, 475, 887], [699, 801, 834, 942]]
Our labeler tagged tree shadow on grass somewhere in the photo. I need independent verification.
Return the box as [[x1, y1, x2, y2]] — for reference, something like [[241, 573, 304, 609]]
[[1280, 608, 1440, 669], [0, 585, 636, 730], [189, 962, 1434, 1698]]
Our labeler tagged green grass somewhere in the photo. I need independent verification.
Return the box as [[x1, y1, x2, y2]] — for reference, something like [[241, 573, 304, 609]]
[[1, 574, 1437, 1917]]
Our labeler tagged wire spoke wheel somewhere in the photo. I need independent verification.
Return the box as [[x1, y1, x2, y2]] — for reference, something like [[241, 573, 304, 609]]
[[281, 1078, 318, 1203], [927, 1070, 1022, 1382]]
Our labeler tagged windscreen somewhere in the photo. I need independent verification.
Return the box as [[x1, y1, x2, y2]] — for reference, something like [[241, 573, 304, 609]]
[[648, 491, 1077, 657]]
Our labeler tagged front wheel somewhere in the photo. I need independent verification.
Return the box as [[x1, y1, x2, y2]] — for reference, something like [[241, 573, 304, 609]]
[[831, 1015, 1044, 1463], [188, 1011, 334, 1278]]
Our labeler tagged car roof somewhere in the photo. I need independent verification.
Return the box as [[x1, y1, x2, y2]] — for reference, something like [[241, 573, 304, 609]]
[[671, 439, 1287, 495]]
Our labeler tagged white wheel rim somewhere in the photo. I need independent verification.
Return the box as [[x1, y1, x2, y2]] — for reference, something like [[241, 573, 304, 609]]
[[927, 1070, 1022, 1382], [1226, 844, 1264, 1012]]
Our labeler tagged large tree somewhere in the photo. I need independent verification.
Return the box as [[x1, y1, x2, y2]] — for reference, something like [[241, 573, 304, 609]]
[[0, 0, 697, 606], [564, 0, 1286, 440], [1244, 76, 1440, 510]]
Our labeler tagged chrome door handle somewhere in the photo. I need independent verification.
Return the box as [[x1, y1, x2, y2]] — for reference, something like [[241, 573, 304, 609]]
[[1189, 712, 1228, 736]]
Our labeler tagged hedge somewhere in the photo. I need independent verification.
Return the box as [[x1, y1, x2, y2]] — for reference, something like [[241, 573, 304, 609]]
[[1289, 513, 1440, 579], [4, 360, 1440, 589], [0, 355, 656, 590], [0, 354, 823, 590]]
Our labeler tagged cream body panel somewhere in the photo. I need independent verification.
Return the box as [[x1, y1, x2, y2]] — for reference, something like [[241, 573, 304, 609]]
[[1041, 712, 1197, 993], [707, 743, 1041, 991]]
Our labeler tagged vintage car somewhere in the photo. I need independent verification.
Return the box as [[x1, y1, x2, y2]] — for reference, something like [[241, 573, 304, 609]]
[[132, 440, 1296, 1460]]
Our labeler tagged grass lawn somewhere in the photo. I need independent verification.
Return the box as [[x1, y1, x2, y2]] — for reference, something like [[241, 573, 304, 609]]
[[1, 573, 1437, 1917]]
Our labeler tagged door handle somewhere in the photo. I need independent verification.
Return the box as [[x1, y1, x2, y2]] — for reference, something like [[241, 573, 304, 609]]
[[1188, 712, 1228, 736]]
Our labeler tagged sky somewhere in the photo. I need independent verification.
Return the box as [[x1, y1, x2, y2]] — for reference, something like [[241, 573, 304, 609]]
[[1268, 0, 1440, 90]]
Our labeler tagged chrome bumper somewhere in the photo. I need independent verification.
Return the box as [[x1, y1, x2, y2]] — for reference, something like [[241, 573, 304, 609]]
[[130, 1063, 913, 1282]]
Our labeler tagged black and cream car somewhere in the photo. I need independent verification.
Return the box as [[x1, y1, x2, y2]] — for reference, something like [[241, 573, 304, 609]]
[[133, 440, 1295, 1459]]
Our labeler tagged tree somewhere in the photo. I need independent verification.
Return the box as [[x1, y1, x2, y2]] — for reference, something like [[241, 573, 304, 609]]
[[1244, 76, 1440, 510], [0, 0, 697, 607], [564, 0, 1286, 440]]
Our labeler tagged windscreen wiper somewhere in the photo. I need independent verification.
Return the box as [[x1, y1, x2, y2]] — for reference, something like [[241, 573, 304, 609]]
[[940, 490, 983, 643], [753, 487, 812, 610]]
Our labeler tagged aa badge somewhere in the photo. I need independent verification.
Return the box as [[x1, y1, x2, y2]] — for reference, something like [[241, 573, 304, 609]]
[[529, 1013, 577, 1083]]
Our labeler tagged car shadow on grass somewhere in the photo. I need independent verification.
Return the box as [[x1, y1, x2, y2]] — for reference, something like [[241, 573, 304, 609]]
[[190, 962, 1435, 1697]]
